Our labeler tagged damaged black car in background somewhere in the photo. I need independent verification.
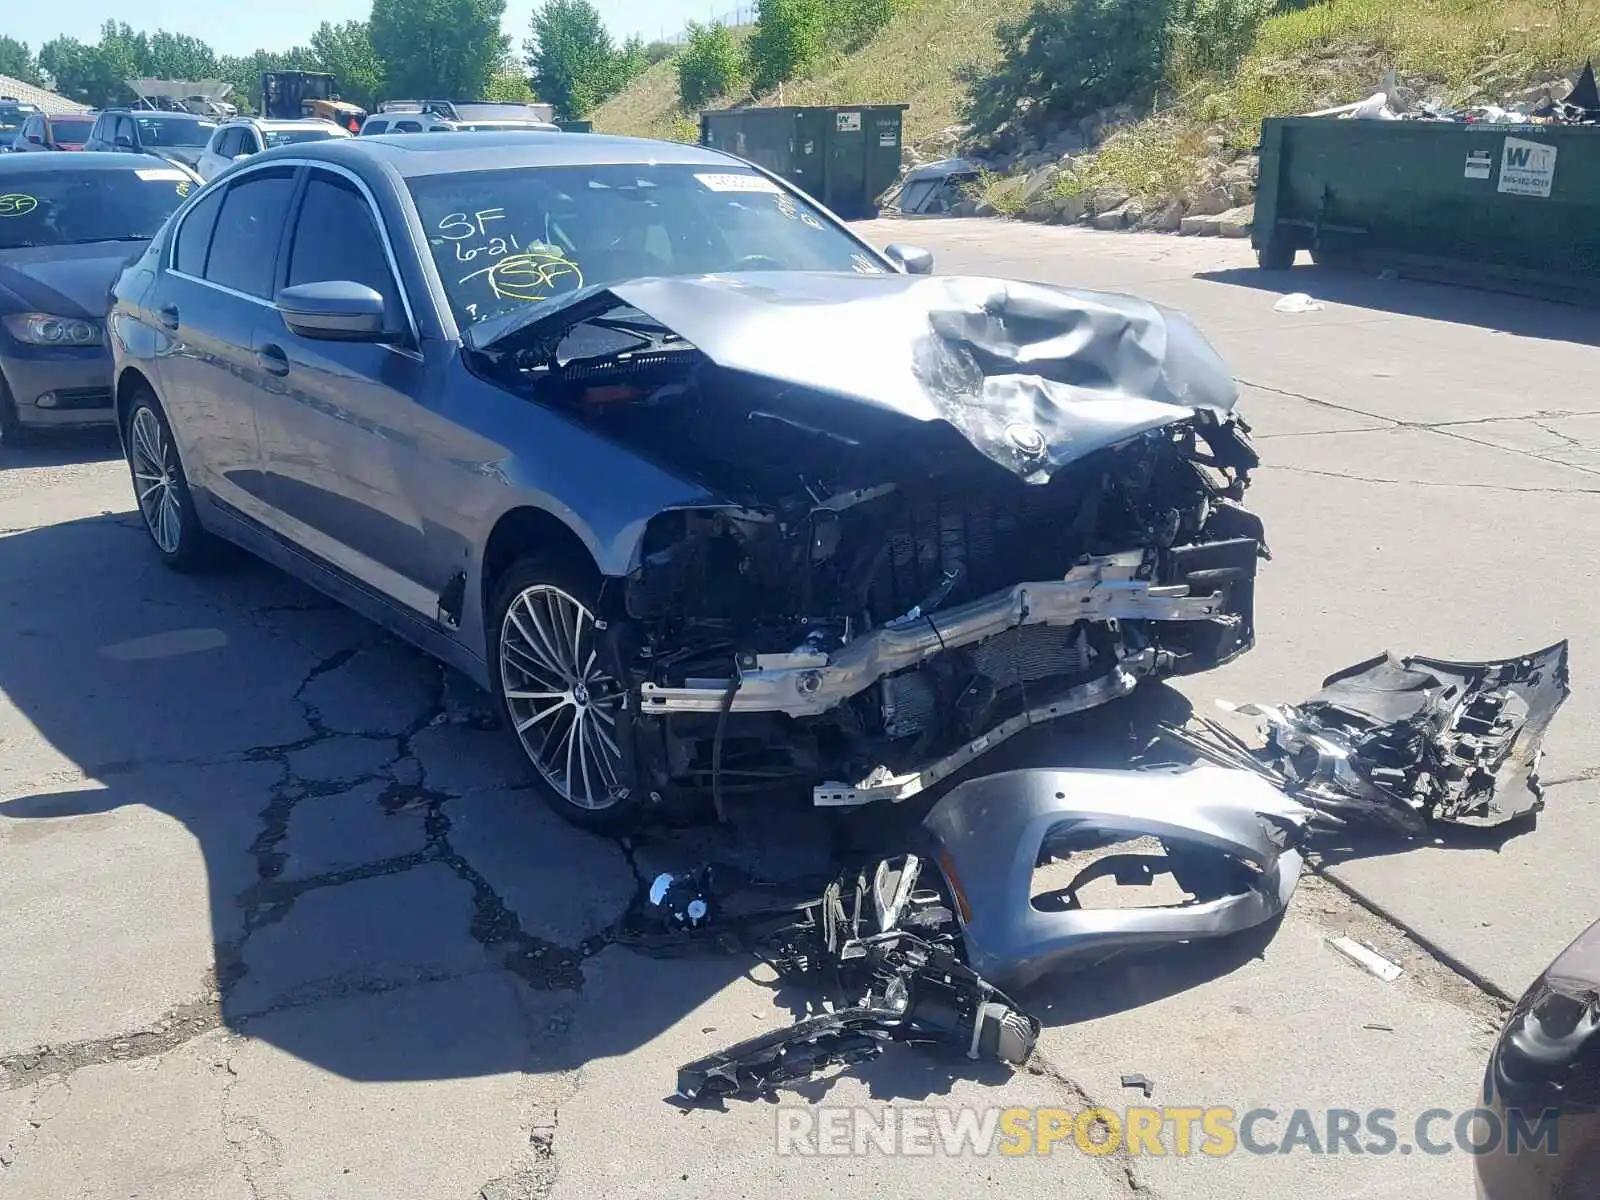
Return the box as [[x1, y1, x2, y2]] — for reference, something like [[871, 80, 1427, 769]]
[[111, 135, 1264, 831]]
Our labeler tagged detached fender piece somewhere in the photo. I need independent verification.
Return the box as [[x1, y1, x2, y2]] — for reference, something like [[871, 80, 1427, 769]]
[[923, 765, 1310, 991]]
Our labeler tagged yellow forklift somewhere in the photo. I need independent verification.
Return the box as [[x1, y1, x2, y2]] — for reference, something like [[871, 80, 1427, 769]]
[[260, 71, 367, 134]]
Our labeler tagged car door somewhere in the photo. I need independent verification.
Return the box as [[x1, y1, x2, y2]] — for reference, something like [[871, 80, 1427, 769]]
[[116, 115, 142, 154], [16, 115, 43, 151], [251, 165, 443, 616], [157, 165, 298, 518], [198, 127, 228, 180]]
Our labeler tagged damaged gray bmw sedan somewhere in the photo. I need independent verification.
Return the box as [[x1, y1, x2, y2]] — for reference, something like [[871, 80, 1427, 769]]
[[108, 132, 1266, 830]]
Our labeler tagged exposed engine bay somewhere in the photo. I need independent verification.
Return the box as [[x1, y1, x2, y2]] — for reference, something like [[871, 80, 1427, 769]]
[[471, 273, 1268, 810]]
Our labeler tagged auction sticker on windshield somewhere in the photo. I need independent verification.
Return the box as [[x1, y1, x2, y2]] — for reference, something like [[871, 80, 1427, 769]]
[[0, 193, 38, 216], [695, 173, 781, 193], [135, 167, 191, 182]]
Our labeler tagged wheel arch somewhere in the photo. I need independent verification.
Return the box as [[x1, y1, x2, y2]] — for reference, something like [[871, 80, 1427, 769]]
[[479, 505, 607, 638], [114, 365, 157, 436]]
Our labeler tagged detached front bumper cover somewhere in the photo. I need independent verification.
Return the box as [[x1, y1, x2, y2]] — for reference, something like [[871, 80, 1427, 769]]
[[924, 764, 1310, 991]]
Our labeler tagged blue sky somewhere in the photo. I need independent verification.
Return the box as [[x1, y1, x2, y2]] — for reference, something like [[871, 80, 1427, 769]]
[[9, 1, 752, 57]]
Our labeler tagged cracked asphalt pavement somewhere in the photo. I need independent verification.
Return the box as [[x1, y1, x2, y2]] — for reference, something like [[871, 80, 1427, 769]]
[[3, 220, 1596, 1198]]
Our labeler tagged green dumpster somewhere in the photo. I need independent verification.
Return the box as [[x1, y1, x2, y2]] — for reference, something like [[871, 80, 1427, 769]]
[[1253, 116, 1600, 301], [699, 104, 908, 219]]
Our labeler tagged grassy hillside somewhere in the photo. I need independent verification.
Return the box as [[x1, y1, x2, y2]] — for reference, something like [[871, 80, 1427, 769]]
[[591, 0, 1021, 146], [594, 0, 1600, 208]]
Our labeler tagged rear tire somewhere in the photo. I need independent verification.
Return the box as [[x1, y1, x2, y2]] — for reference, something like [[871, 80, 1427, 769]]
[[122, 386, 216, 572], [488, 555, 645, 834]]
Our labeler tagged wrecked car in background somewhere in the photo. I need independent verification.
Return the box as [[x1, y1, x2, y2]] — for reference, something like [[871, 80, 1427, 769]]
[[110, 132, 1264, 831]]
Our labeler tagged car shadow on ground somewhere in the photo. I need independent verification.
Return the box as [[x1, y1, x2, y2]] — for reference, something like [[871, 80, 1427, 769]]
[[1195, 264, 1600, 347], [0, 511, 1516, 1099], [0, 426, 123, 468]]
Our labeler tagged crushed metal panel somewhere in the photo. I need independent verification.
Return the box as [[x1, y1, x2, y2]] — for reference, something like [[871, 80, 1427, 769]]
[[1160, 640, 1571, 832], [923, 764, 1309, 991], [575, 273, 1242, 482]]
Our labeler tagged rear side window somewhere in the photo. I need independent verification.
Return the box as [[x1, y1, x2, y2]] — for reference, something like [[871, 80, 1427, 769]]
[[174, 186, 225, 276], [363, 119, 387, 135], [204, 169, 296, 298], [394, 120, 422, 133], [285, 171, 399, 308]]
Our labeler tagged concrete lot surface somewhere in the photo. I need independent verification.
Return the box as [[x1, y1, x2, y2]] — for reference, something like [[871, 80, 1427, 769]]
[[4, 216, 1596, 1197]]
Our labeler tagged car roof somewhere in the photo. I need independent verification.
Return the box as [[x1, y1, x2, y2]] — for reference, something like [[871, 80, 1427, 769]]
[[112, 109, 212, 122], [0, 151, 166, 174], [262, 131, 740, 177], [232, 117, 345, 131]]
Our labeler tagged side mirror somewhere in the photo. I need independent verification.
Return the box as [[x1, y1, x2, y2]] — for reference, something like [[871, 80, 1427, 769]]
[[883, 243, 935, 275], [276, 281, 391, 341], [114, 135, 135, 149], [26, 133, 42, 145], [232, 151, 252, 161]]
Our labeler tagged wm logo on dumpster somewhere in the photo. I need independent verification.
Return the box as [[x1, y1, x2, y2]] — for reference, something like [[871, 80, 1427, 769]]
[[1498, 137, 1558, 198]]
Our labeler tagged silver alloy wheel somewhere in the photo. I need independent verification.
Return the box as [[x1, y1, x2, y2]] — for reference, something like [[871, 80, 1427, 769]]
[[500, 583, 627, 811], [129, 406, 182, 555]]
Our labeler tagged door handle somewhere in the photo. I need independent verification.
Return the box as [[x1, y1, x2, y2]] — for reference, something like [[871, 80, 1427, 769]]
[[157, 303, 179, 330], [255, 343, 290, 377]]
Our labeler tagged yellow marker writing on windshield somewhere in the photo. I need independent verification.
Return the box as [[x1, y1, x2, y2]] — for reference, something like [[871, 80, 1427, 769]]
[[485, 250, 584, 302], [176, 180, 192, 198], [0, 193, 39, 217]]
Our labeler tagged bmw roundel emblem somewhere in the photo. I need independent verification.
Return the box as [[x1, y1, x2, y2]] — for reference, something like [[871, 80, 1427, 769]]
[[1005, 423, 1047, 456]]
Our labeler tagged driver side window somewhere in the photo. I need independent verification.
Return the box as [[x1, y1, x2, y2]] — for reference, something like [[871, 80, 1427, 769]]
[[284, 170, 401, 315]]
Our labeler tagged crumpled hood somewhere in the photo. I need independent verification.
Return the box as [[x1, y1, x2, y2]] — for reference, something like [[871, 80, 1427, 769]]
[[0, 241, 143, 320], [547, 272, 1241, 480]]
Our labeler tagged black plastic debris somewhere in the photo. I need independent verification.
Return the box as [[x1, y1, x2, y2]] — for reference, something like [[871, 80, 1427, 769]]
[[1157, 641, 1571, 834], [620, 854, 1041, 1106], [1121, 1073, 1156, 1098]]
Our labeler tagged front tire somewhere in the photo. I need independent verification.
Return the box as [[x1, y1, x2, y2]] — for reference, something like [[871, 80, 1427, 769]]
[[123, 388, 215, 571], [0, 375, 34, 450], [488, 556, 644, 833]]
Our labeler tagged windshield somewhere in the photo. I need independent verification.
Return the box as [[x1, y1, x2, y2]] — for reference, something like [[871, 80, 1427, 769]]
[[0, 166, 192, 249], [262, 128, 338, 148], [0, 106, 37, 131], [51, 119, 95, 144], [407, 163, 886, 329], [137, 116, 216, 148]]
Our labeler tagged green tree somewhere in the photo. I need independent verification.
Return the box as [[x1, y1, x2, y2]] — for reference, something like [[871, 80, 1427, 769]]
[[525, 0, 617, 118], [310, 20, 385, 109], [37, 38, 97, 102], [0, 36, 41, 85], [371, 0, 509, 100], [962, 0, 1177, 138], [217, 47, 318, 113], [676, 22, 744, 110], [483, 49, 535, 101], [827, 0, 906, 49], [747, 0, 830, 94], [145, 30, 219, 80]]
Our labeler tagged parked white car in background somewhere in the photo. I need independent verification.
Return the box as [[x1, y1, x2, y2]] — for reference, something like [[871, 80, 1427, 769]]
[[358, 113, 559, 135], [195, 117, 351, 181]]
